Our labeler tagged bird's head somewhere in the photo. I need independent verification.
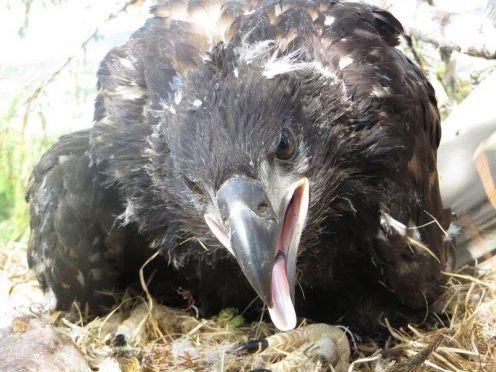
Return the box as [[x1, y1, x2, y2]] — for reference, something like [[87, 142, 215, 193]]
[[148, 45, 374, 330]]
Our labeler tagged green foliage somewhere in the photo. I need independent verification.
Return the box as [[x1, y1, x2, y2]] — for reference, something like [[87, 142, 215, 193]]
[[217, 307, 245, 329], [0, 96, 56, 243]]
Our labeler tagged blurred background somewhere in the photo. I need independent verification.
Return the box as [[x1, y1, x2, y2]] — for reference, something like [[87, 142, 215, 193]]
[[0, 0, 495, 253], [0, 0, 152, 242]]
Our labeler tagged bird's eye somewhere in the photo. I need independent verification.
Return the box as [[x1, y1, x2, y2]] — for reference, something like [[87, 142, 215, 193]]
[[182, 175, 203, 195], [276, 128, 297, 161]]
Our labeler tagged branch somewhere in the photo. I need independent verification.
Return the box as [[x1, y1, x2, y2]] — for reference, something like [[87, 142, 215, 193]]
[[22, 0, 144, 131], [403, 34, 426, 70], [406, 26, 496, 60], [375, 0, 496, 60]]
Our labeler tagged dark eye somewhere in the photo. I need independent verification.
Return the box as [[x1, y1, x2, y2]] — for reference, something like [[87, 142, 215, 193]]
[[276, 128, 296, 160], [182, 175, 203, 195]]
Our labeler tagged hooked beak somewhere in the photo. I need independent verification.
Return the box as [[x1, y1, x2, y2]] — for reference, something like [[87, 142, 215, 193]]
[[204, 176, 309, 331]]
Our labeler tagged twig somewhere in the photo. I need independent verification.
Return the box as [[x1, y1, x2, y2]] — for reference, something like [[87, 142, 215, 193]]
[[403, 34, 425, 70], [22, 0, 144, 132], [379, 1, 496, 60], [386, 334, 444, 372], [348, 354, 382, 372], [139, 250, 161, 317], [406, 28, 496, 60]]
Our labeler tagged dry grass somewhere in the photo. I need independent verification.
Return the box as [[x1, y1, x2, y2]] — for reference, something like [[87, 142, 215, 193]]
[[1, 242, 495, 371]]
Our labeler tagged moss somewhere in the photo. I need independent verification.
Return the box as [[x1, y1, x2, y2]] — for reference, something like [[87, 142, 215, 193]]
[[217, 307, 245, 329]]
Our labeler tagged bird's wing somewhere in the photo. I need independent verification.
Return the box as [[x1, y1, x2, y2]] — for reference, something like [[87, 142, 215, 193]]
[[316, 5, 452, 307], [27, 130, 139, 311], [294, 3, 451, 307]]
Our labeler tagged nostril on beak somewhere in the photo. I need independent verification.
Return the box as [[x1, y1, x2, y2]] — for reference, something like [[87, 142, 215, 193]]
[[257, 202, 269, 217]]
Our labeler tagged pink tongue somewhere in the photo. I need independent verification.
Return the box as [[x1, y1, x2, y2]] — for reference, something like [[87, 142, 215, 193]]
[[268, 253, 296, 331]]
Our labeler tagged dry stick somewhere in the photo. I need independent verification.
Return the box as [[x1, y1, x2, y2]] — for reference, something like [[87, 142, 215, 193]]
[[386, 334, 444, 372], [138, 250, 163, 340], [22, 0, 143, 132], [379, 0, 496, 60], [403, 34, 426, 70], [405, 27, 496, 60]]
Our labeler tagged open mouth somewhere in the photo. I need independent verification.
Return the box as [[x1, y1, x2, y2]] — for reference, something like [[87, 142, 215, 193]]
[[204, 177, 309, 331], [269, 178, 309, 330]]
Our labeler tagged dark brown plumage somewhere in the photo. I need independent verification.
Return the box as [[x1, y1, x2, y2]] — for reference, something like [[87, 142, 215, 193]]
[[27, 0, 453, 333]]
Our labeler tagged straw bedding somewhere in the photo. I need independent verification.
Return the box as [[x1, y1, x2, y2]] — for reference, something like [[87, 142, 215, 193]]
[[1, 242, 494, 371]]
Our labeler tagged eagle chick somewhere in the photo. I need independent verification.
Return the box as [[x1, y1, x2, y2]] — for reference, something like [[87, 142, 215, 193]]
[[27, 0, 453, 333]]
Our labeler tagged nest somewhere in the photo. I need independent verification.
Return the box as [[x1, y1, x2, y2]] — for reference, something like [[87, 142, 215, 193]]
[[1, 242, 495, 371]]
